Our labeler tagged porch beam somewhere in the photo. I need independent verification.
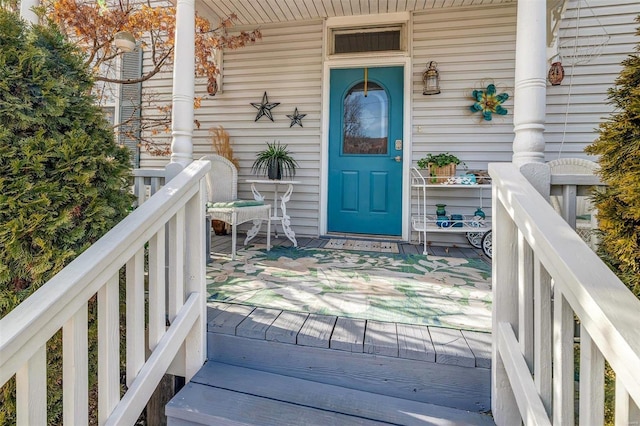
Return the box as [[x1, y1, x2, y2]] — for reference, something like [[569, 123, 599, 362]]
[[512, 0, 550, 197], [168, 0, 196, 177]]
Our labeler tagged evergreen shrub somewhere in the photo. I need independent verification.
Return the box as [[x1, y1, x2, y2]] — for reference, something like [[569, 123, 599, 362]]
[[0, 10, 132, 424], [586, 16, 640, 297]]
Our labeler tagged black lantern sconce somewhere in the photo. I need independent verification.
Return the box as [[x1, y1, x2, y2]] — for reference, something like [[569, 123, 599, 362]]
[[422, 61, 441, 95]]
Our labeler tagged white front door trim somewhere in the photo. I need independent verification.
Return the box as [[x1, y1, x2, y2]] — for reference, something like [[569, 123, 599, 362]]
[[319, 48, 413, 240]]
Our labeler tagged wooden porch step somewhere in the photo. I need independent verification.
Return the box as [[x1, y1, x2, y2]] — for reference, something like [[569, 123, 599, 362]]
[[166, 361, 495, 425], [206, 302, 491, 412]]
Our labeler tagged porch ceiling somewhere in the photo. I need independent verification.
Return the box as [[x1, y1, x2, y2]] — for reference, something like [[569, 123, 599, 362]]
[[197, 0, 516, 26]]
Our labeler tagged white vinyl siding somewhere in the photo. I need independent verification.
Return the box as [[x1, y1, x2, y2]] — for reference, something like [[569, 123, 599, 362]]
[[410, 4, 517, 245], [545, 0, 639, 160], [193, 20, 324, 238], [139, 0, 638, 243]]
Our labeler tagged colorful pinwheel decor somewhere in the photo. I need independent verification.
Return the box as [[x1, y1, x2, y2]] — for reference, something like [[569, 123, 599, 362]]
[[470, 84, 509, 121]]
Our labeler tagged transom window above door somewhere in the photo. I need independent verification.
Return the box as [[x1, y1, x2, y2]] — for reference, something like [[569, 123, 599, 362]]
[[330, 25, 406, 55]]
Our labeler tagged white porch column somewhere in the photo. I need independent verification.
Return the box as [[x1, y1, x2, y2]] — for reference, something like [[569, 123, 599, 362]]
[[512, 0, 550, 197], [20, 0, 39, 24], [167, 0, 195, 178]]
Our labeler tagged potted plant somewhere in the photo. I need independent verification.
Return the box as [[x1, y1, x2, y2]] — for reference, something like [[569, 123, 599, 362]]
[[252, 141, 298, 180], [416, 153, 464, 183]]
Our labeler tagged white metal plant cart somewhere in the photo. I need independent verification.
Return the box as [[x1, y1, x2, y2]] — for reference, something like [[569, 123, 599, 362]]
[[410, 167, 492, 258]]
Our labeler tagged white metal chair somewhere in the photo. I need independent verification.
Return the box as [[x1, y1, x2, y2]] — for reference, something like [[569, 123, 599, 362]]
[[201, 155, 271, 259], [548, 158, 599, 249]]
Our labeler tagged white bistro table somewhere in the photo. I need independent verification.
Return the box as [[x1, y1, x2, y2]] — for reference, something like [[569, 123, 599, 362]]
[[247, 179, 299, 247]]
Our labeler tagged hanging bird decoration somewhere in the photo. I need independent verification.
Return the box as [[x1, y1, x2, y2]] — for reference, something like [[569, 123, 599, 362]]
[[251, 92, 280, 122], [470, 84, 509, 121], [286, 108, 306, 127]]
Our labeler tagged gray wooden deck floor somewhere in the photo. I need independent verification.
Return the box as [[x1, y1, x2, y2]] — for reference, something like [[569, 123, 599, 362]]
[[167, 234, 495, 423], [210, 232, 490, 262], [207, 233, 491, 368], [208, 301, 491, 368]]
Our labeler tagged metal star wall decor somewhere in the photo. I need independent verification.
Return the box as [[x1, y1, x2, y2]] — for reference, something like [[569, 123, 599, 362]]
[[251, 92, 280, 122], [286, 107, 306, 128]]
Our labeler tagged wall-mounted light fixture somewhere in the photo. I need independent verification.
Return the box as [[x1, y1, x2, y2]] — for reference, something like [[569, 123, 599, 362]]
[[114, 31, 136, 53], [422, 61, 441, 95]]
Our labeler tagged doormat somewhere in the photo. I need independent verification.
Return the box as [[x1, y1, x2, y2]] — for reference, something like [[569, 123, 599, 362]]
[[324, 239, 400, 253], [207, 245, 492, 331]]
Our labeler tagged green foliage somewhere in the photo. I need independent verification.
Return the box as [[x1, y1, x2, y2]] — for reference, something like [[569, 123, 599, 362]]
[[585, 16, 640, 297], [416, 152, 462, 169], [251, 141, 298, 179], [0, 10, 132, 424]]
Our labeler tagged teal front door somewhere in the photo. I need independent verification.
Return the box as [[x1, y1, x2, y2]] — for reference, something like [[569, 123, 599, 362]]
[[327, 66, 404, 236]]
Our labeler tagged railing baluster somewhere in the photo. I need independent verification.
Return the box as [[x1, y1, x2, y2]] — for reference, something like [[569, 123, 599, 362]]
[[579, 327, 604, 425], [561, 184, 578, 229], [98, 274, 120, 424], [553, 292, 575, 425], [16, 345, 46, 426], [518, 230, 534, 371], [63, 303, 88, 426], [168, 208, 185, 323], [615, 379, 640, 426], [533, 257, 552, 416], [149, 226, 166, 350], [126, 250, 146, 387]]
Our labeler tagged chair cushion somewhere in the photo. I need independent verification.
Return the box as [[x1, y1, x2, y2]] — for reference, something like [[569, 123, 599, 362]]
[[207, 199, 264, 208]]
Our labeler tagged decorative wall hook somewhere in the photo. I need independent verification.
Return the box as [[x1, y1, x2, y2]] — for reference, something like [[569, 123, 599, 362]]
[[422, 61, 441, 95], [251, 92, 280, 122], [548, 62, 565, 85], [470, 84, 508, 121], [287, 108, 306, 127]]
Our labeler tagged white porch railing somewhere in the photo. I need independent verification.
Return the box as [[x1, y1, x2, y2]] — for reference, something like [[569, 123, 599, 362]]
[[0, 160, 211, 425], [490, 163, 640, 425], [132, 168, 167, 206]]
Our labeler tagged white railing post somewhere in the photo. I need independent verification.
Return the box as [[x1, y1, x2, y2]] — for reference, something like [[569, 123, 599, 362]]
[[616, 381, 640, 425], [183, 177, 207, 381], [16, 345, 47, 426], [126, 250, 146, 387], [63, 304, 89, 426], [579, 329, 605, 425], [533, 258, 552, 417], [149, 227, 166, 351], [517, 231, 534, 371], [492, 184, 521, 426], [98, 274, 120, 425]]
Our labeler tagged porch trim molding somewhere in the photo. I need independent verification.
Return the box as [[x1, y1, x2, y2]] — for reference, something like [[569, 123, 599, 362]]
[[324, 11, 410, 29]]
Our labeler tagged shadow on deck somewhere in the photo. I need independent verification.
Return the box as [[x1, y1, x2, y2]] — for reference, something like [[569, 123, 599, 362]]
[[167, 234, 494, 425]]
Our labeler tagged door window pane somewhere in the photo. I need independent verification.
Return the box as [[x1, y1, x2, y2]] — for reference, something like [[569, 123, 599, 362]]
[[343, 82, 388, 154]]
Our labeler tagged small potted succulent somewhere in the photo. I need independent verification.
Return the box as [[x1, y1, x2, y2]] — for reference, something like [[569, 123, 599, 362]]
[[416, 153, 464, 183], [251, 141, 298, 180]]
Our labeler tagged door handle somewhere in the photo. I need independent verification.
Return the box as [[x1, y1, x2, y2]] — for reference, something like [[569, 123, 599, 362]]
[[392, 156, 402, 162]]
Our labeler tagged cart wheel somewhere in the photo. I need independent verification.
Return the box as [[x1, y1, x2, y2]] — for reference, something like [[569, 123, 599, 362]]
[[466, 232, 483, 249], [481, 230, 492, 259]]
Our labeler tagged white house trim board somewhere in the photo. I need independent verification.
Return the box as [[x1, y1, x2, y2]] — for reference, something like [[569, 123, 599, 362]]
[[320, 15, 413, 239]]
